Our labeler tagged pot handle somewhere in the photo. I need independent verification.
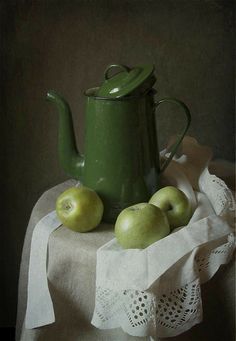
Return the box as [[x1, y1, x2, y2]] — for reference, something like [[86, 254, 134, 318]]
[[154, 98, 191, 173], [104, 64, 130, 80]]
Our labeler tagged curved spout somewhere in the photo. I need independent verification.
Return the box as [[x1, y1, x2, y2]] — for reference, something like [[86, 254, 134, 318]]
[[47, 90, 84, 180]]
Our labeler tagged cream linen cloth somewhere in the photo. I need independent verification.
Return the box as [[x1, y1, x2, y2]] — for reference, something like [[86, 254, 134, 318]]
[[16, 180, 149, 341], [16, 139, 235, 341]]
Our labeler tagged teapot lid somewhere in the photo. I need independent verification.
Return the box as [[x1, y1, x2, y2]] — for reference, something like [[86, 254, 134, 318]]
[[97, 64, 156, 98]]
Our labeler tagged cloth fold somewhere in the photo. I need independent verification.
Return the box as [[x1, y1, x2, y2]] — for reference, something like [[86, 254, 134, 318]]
[[25, 210, 61, 328]]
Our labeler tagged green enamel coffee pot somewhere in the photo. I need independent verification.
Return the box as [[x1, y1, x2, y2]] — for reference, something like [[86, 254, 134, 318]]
[[47, 64, 191, 223]]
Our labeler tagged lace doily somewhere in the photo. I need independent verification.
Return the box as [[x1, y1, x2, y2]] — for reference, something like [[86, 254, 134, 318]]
[[91, 137, 235, 338]]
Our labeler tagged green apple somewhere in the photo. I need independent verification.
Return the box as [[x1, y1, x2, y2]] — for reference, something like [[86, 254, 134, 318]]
[[149, 186, 192, 230], [114, 203, 170, 249], [56, 186, 104, 232]]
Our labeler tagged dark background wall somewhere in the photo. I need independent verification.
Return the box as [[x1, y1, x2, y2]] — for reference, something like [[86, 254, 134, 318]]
[[1, 0, 234, 328]]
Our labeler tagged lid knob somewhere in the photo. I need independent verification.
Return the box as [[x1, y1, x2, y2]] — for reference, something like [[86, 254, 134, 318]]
[[97, 63, 156, 98], [104, 64, 130, 80]]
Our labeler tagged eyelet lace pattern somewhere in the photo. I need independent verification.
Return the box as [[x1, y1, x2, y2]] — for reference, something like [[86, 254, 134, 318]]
[[92, 234, 235, 338]]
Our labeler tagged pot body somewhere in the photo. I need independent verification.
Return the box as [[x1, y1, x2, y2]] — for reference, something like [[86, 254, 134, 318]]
[[82, 89, 160, 222]]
